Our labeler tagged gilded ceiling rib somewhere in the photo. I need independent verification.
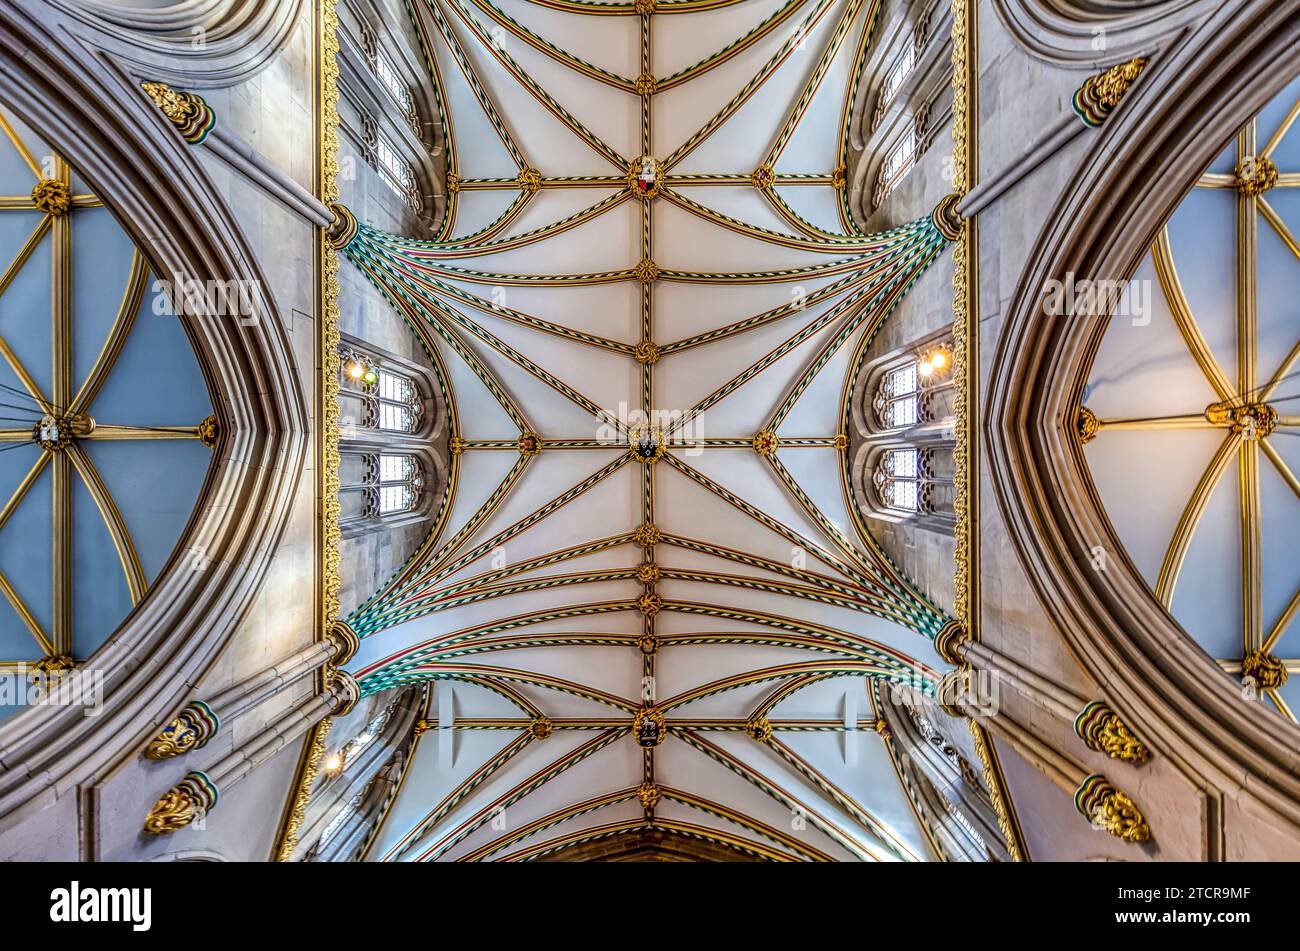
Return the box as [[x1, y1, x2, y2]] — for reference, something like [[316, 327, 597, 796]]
[[1153, 431, 1239, 608], [505, 817, 797, 862], [380, 729, 533, 860], [677, 729, 896, 861], [69, 252, 148, 415], [755, 0, 875, 239], [341, 0, 963, 860], [458, 787, 644, 861], [1089, 99, 1300, 729], [766, 735, 921, 861], [421, 0, 527, 167], [66, 445, 147, 605], [1149, 231, 1235, 404], [462, 0, 639, 90], [662, 0, 843, 171], [440, 0, 628, 169], [411, 729, 624, 861], [1260, 438, 1300, 509]]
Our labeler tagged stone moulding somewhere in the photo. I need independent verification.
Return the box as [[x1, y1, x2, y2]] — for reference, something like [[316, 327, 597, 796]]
[[0, 0, 308, 831], [984, 0, 1300, 849]]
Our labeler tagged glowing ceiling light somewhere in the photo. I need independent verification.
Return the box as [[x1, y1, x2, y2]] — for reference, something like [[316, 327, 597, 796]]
[[347, 362, 364, 380]]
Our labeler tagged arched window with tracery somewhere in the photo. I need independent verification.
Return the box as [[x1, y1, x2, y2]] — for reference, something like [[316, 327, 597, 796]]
[[337, 337, 443, 537], [872, 19, 930, 132], [371, 47, 420, 136], [340, 347, 424, 435], [874, 112, 930, 207], [336, 0, 435, 223], [341, 452, 425, 524], [854, 337, 957, 528], [870, 346, 954, 433]]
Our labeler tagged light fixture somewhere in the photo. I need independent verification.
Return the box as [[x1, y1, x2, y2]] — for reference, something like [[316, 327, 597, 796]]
[[362, 366, 379, 386], [347, 361, 364, 380], [324, 752, 344, 774], [917, 344, 952, 378]]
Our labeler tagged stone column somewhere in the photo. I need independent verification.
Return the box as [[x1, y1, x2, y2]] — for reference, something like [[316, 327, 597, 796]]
[[939, 672, 1151, 845], [956, 59, 1150, 218], [142, 670, 361, 835], [143, 621, 359, 759], [141, 81, 334, 226], [940, 629, 1152, 765]]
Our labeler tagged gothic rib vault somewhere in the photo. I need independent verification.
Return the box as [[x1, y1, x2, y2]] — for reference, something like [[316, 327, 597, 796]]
[[327, 0, 964, 862]]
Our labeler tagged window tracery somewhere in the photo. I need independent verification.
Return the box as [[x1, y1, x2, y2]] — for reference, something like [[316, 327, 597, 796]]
[[340, 348, 424, 435], [874, 108, 931, 207], [337, 0, 428, 216], [873, 20, 930, 132], [337, 339, 442, 535], [857, 340, 956, 525]]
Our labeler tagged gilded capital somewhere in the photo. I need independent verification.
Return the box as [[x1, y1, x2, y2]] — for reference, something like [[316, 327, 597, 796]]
[[141, 81, 216, 144], [142, 771, 219, 835], [633, 258, 660, 284], [932, 193, 962, 241], [517, 166, 543, 194], [752, 429, 779, 457], [1235, 155, 1278, 196], [933, 618, 966, 666], [1072, 58, 1148, 127], [1075, 774, 1150, 844], [1074, 700, 1151, 765], [330, 668, 362, 716], [325, 202, 359, 250], [518, 431, 542, 457], [632, 706, 667, 747], [144, 700, 220, 760], [196, 413, 220, 449], [935, 668, 969, 717], [634, 339, 661, 365], [636, 591, 663, 618], [328, 619, 361, 665]]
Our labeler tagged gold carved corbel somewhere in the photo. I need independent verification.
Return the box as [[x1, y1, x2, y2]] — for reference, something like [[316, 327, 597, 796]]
[[1074, 700, 1151, 765], [1074, 774, 1151, 844]]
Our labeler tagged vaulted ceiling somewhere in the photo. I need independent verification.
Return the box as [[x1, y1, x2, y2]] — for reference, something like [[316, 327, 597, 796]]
[[0, 102, 215, 711], [336, 0, 958, 861], [1083, 74, 1300, 724]]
